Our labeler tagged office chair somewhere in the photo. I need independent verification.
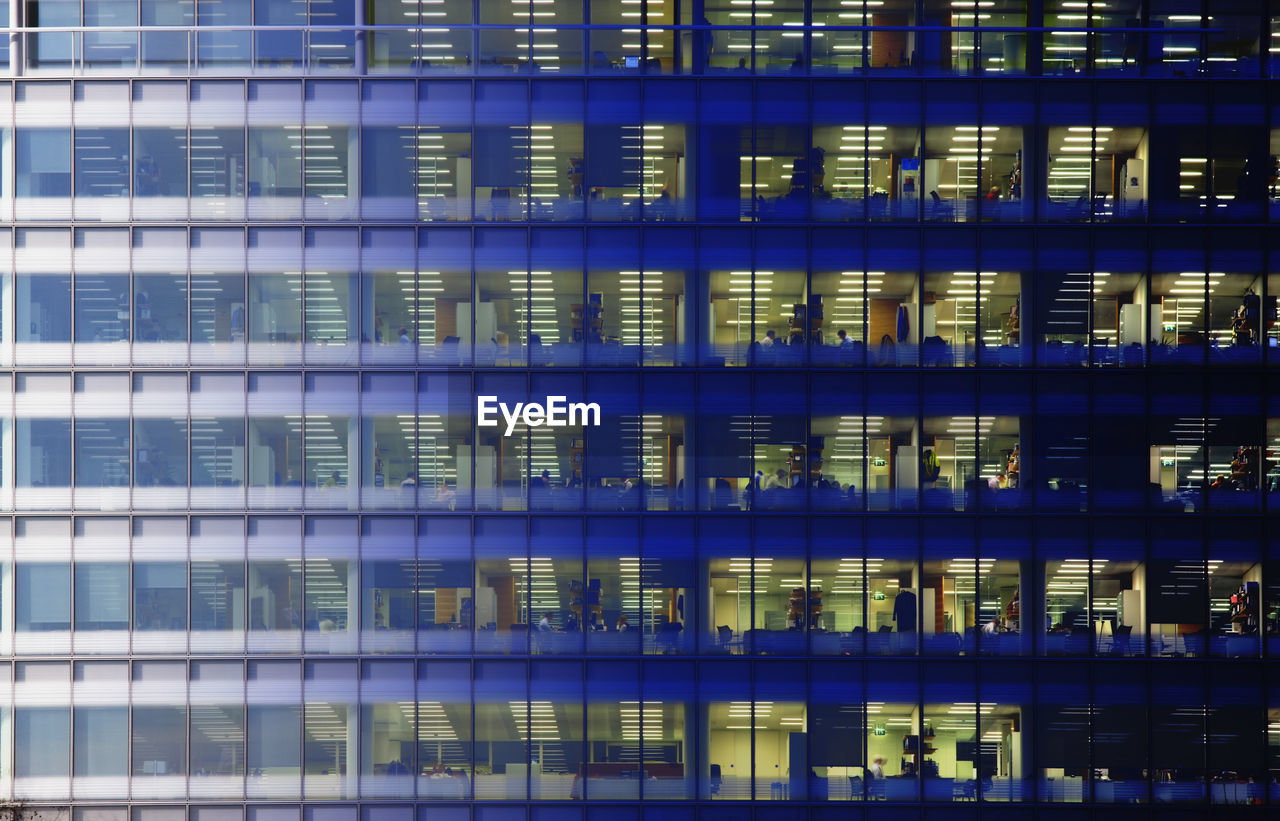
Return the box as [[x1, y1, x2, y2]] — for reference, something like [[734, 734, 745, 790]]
[[929, 190, 954, 222]]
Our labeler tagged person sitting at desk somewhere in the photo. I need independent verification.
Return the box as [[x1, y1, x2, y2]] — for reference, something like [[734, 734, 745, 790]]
[[323, 471, 342, 488], [136, 155, 161, 196], [618, 477, 643, 510], [649, 187, 675, 221], [530, 470, 554, 507]]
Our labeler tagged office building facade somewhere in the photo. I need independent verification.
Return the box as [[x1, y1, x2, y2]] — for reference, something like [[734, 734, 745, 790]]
[[0, 2, 1276, 820]]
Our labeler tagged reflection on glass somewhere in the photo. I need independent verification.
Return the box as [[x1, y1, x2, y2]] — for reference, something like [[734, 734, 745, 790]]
[[16, 707, 70, 776], [133, 128, 188, 198], [254, 0, 304, 69], [74, 563, 129, 631], [74, 274, 130, 343], [418, 129, 472, 221], [191, 128, 246, 200], [74, 705, 128, 776], [359, 660, 415, 794], [419, 374, 473, 510], [304, 559, 352, 639], [249, 127, 303, 198], [363, 270, 415, 353], [18, 274, 73, 342], [196, 0, 251, 69], [362, 559, 415, 652], [416, 661, 473, 795], [191, 561, 246, 632], [132, 705, 187, 776], [473, 660, 527, 798], [248, 416, 302, 488], [83, 0, 138, 69], [248, 560, 302, 632], [74, 419, 130, 487], [304, 662, 355, 798], [134, 563, 188, 631], [75, 129, 130, 198], [191, 704, 245, 777], [248, 273, 303, 349], [304, 413, 351, 493], [303, 126, 353, 203], [361, 126, 414, 217], [304, 271, 357, 349], [190, 274, 246, 346], [16, 129, 71, 197], [247, 702, 301, 792], [134, 274, 189, 343], [140, 0, 193, 69], [28, 0, 78, 69], [15, 560, 71, 630], [191, 417, 244, 489]]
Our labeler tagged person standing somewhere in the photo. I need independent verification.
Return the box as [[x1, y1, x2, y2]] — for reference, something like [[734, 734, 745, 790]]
[[893, 582, 917, 632], [859, 755, 886, 800]]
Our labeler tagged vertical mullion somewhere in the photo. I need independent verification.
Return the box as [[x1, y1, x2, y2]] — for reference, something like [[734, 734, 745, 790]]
[[523, 517, 532, 797], [297, 648, 305, 797], [239, 626, 248, 800]]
